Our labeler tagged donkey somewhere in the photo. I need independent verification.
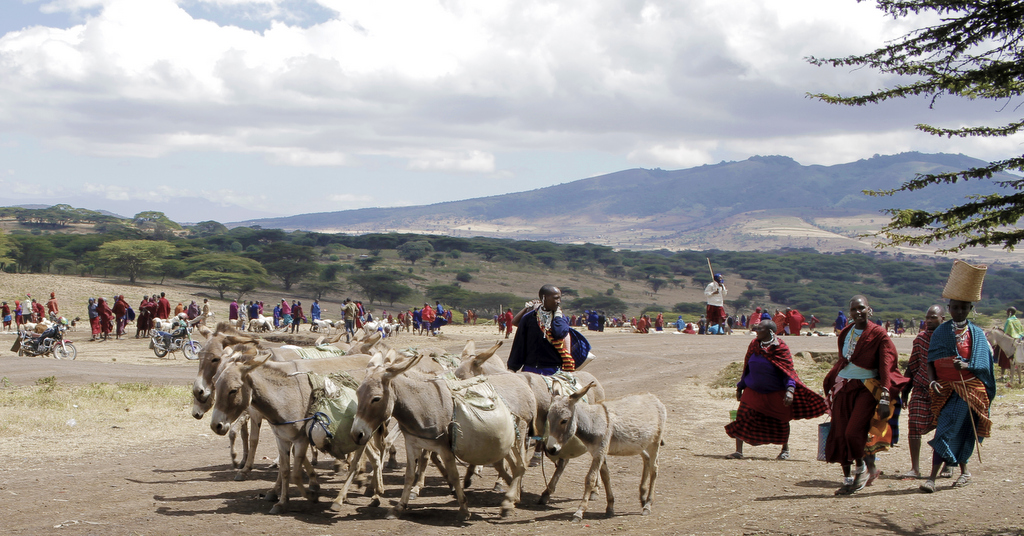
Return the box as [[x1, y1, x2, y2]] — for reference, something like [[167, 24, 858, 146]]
[[209, 349, 380, 514], [192, 322, 380, 478], [454, 344, 606, 502], [350, 352, 529, 521], [545, 382, 666, 522], [449, 340, 536, 492]]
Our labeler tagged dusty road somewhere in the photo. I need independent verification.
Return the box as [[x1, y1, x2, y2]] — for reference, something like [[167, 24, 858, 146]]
[[1, 325, 1022, 536]]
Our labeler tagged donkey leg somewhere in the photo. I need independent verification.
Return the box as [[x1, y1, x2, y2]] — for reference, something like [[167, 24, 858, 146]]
[[599, 460, 615, 518], [332, 446, 365, 511], [643, 441, 661, 515], [237, 412, 262, 481], [573, 456, 602, 523], [388, 443, 420, 520], [409, 450, 429, 500], [500, 428, 527, 517], [439, 449, 470, 521], [539, 458, 568, 505], [269, 438, 292, 514]]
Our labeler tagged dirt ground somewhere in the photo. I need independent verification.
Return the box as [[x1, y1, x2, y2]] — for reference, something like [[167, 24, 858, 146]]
[[2, 321, 1023, 535]]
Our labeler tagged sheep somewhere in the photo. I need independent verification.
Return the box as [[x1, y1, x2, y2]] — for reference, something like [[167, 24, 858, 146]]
[[544, 382, 666, 522]]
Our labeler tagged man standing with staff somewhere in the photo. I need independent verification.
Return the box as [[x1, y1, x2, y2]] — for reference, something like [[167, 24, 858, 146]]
[[919, 261, 995, 493], [704, 263, 728, 336]]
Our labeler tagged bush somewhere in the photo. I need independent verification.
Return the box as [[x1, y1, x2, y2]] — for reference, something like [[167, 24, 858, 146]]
[[456, 271, 472, 283], [673, 302, 705, 315]]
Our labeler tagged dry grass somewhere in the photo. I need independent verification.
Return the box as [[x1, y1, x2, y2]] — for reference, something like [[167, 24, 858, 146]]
[[0, 380, 204, 458]]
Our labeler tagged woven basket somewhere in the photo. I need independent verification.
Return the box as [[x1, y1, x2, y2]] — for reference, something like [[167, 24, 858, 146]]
[[941, 259, 987, 302]]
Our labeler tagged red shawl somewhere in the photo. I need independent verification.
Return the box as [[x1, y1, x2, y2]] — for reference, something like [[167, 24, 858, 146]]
[[825, 322, 909, 394], [741, 338, 828, 420]]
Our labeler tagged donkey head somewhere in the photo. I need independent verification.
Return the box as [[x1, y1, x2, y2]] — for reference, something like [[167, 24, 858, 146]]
[[544, 382, 595, 456], [351, 350, 420, 446]]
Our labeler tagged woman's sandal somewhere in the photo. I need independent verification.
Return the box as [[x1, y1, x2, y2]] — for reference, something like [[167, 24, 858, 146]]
[[952, 473, 972, 488], [776, 450, 790, 460], [725, 452, 744, 459], [939, 466, 953, 479], [919, 479, 936, 493], [850, 470, 868, 492]]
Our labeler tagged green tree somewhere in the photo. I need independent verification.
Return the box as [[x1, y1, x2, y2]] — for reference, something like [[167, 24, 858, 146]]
[[187, 271, 267, 300], [51, 258, 77, 275], [303, 264, 344, 300], [246, 242, 318, 290], [187, 253, 267, 276], [809, 1, 1024, 251], [96, 240, 173, 283], [133, 211, 182, 230], [348, 271, 414, 306], [397, 240, 434, 265]]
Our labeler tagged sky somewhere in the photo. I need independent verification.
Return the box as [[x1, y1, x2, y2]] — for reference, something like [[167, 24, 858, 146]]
[[0, 0, 1021, 222]]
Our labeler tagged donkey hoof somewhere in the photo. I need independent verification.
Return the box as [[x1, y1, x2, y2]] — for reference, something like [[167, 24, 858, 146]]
[[605, 508, 615, 518], [369, 498, 381, 508], [456, 509, 470, 522], [572, 514, 584, 523], [408, 492, 418, 501], [269, 504, 284, 515], [538, 492, 550, 505], [642, 506, 652, 516], [386, 508, 401, 520], [493, 482, 506, 493], [329, 502, 344, 512], [234, 473, 247, 482]]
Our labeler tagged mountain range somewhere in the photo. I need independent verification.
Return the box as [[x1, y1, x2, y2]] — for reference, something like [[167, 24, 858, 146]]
[[230, 152, 1017, 261]]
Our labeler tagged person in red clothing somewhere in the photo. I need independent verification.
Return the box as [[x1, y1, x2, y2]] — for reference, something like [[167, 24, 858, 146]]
[[726, 319, 828, 459], [785, 308, 805, 337], [1, 301, 10, 331], [635, 315, 650, 334], [420, 303, 436, 336], [823, 295, 909, 495], [901, 304, 945, 478], [32, 299, 45, 323], [96, 297, 114, 341], [46, 292, 59, 318], [503, 308, 514, 339], [156, 292, 171, 320], [112, 295, 127, 339], [772, 310, 786, 335]]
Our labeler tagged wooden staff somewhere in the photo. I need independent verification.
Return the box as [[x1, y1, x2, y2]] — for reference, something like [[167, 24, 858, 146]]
[[957, 364, 983, 464], [706, 258, 715, 282]]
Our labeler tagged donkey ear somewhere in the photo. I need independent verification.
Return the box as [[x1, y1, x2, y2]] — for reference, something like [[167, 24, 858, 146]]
[[197, 326, 212, 339], [223, 334, 257, 345], [240, 352, 272, 375], [461, 340, 476, 359], [385, 353, 422, 378], [569, 382, 595, 405], [477, 341, 502, 360], [551, 381, 563, 397], [314, 336, 325, 346]]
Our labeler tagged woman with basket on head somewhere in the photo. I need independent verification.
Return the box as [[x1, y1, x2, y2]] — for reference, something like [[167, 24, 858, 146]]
[[919, 261, 995, 493]]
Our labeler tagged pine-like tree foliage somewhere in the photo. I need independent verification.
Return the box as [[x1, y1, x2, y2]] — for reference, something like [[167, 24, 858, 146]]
[[808, 0, 1024, 251]]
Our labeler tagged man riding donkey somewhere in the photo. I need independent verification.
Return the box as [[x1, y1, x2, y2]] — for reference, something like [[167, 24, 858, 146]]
[[507, 284, 590, 466], [725, 319, 828, 460]]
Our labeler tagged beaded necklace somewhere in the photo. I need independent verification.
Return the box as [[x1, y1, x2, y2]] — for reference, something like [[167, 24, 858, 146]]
[[844, 327, 863, 360]]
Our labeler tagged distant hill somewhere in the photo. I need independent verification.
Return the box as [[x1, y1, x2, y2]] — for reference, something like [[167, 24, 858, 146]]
[[230, 152, 1018, 260]]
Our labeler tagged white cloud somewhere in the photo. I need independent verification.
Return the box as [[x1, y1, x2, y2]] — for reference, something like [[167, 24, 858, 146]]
[[408, 150, 495, 173], [328, 193, 373, 203], [0, 0, 1012, 217]]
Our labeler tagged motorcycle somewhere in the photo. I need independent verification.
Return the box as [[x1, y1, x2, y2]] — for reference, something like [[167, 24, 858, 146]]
[[14, 322, 77, 360], [150, 325, 202, 360]]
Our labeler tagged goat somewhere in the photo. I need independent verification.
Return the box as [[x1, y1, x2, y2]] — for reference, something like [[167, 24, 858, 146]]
[[545, 382, 666, 522]]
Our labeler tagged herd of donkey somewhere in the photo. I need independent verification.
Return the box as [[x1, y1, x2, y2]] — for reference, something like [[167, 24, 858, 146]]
[[189, 321, 666, 523]]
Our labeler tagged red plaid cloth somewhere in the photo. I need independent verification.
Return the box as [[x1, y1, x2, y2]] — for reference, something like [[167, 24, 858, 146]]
[[907, 389, 934, 438], [725, 400, 791, 445]]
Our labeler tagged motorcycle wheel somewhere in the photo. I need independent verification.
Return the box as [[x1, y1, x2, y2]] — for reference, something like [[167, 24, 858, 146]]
[[153, 343, 168, 358], [55, 343, 77, 360], [183, 341, 202, 360]]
